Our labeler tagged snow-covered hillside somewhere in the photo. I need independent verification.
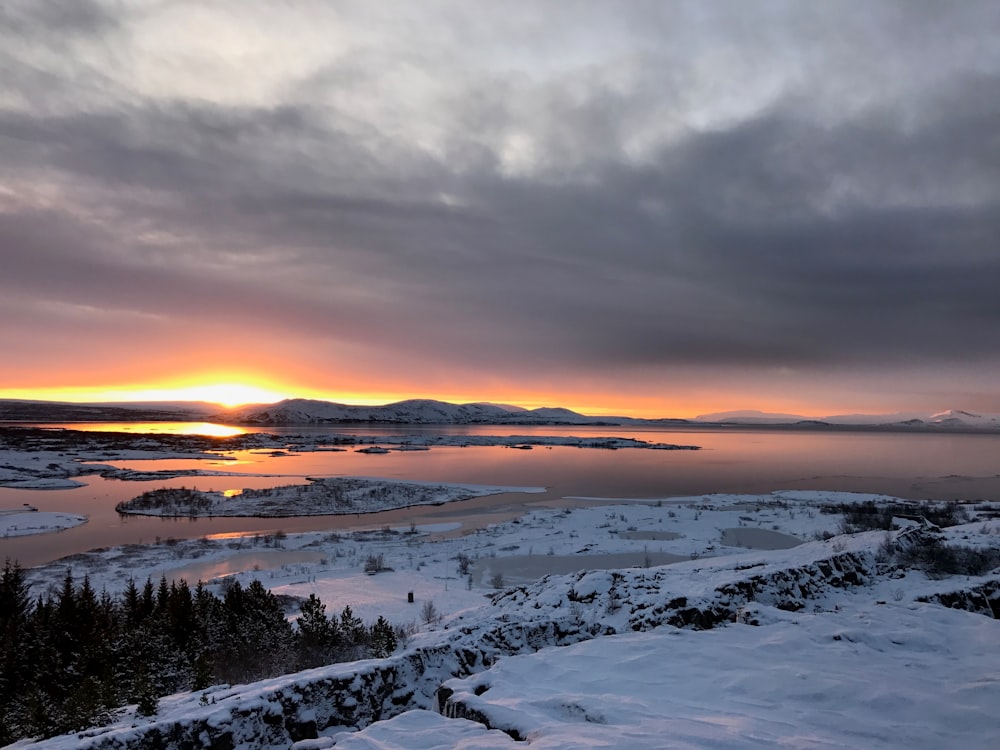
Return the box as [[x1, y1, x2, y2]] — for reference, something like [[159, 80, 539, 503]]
[[221, 399, 608, 425], [696, 408, 1000, 428], [13, 493, 1000, 750], [928, 409, 1000, 428]]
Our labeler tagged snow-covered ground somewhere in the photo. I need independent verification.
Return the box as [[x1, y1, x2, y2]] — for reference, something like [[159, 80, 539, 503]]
[[9, 477, 1000, 748], [434, 600, 1000, 750], [22, 490, 999, 614], [0, 509, 87, 537]]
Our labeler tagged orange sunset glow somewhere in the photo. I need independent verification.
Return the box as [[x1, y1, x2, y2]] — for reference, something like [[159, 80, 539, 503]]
[[0, 372, 867, 420], [2, 0, 998, 424]]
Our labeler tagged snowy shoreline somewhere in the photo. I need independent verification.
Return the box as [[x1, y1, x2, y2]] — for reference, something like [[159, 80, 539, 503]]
[[114, 477, 545, 518]]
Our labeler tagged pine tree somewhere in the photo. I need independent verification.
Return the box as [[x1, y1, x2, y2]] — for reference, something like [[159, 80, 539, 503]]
[[0, 560, 33, 745], [369, 616, 397, 659], [296, 594, 338, 669], [338, 605, 368, 660]]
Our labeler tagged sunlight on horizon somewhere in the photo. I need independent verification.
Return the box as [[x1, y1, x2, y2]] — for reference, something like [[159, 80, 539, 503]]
[[0, 382, 842, 420], [0, 383, 295, 409]]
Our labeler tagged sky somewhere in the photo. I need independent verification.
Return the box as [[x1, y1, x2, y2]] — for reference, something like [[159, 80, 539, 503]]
[[1, 1, 999, 418]]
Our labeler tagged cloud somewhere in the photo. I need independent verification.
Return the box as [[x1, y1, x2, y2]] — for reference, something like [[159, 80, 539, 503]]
[[2, 1, 999, 410]]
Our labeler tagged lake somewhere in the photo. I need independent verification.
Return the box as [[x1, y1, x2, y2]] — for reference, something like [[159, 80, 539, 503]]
[[2, 424, 999, 568]]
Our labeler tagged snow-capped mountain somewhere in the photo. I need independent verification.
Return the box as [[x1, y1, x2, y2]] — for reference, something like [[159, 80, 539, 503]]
[[222, 398, 607, 426], [695, 408, 1000, 429], [928, 409, 1000, 428]]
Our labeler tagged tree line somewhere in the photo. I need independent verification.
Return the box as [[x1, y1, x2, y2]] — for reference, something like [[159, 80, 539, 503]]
[[0, 560, 398, 743]]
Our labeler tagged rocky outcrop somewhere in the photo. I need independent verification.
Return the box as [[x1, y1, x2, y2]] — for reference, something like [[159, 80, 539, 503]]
[[34, 540, 896, 749], [61, 644, 485, 750], [917, 578, 1000, 618]]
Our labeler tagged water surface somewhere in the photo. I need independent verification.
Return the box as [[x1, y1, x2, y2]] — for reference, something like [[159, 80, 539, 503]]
[[3, 425, 999, 568]]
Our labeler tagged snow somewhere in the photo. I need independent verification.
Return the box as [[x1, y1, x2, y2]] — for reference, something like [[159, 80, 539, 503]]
[[225, 398, 600, 426], [114, 477, 545, 518], [322, 710, 516, 749], [696, 409, 1000, 428], [0, 449, 108, 489], [0, 510, 87, 537], [438, 602, 1000, 749]]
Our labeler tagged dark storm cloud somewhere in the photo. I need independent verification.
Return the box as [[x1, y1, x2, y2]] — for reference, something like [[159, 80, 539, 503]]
[[2, 0, 999, 394]]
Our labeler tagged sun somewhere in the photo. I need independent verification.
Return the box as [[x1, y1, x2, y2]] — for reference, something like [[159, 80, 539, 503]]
[[167, 383, 292, 408]]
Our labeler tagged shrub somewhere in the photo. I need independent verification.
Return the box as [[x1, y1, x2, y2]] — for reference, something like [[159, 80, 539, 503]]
[[364, 553, 385, 574], [420, 599, 439, 625]]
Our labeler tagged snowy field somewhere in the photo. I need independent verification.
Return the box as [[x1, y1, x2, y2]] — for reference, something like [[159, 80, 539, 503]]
[[10, 487, 1000, 749], [20, 489, 1000, 622]]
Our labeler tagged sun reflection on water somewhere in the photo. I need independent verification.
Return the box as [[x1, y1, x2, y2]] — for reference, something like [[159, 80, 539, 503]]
[[30, 422, 249, 437]]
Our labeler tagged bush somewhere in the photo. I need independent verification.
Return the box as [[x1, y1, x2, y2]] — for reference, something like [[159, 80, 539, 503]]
[[825, 500, 972, 534], [897, 539, 1000, 577], [420, 599, 439, 625], [364, 554, 385, 574]]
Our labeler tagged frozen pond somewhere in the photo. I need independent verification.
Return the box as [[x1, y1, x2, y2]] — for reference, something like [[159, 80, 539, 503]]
[[473, 551, 692, 585], [721, 527, 803, 550]]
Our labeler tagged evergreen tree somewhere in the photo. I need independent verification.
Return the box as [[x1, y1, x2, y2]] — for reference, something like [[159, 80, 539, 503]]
[[338, 605, 368, 660], [0, 560, 33, 745], [369, 616, 397, 659], [122, 578, 142, 628], [0, 572, 412, 744], [296, 594, 338, 669]]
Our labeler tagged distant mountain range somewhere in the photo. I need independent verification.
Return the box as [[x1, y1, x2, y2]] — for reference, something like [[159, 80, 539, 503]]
[[693, 408, 1000, 429], [219, 400, 1000, 429], [219, 398, 631, 426], [2, 398, 999, 431], [0, 398, 216, 423]]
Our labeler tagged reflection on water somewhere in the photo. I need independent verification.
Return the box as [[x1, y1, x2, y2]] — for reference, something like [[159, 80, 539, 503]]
[[26, 422, 249, 437]]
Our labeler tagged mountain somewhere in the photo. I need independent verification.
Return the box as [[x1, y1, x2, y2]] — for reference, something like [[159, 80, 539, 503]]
[[694, 410, 813, 424], [221, 398, 610, 426], [695, 408, 1000, 429], [0, 399, 217, 422], [928, 409, 1000, 428]]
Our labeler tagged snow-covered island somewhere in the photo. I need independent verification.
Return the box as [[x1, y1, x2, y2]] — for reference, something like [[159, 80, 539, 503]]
[[0, 508, 87, 537], [114, 477, 545, 518], [8, 490, 1000, 749]]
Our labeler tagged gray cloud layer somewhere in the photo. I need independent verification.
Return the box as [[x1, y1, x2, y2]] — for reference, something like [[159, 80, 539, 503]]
[[2, 1, 999, 409]]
